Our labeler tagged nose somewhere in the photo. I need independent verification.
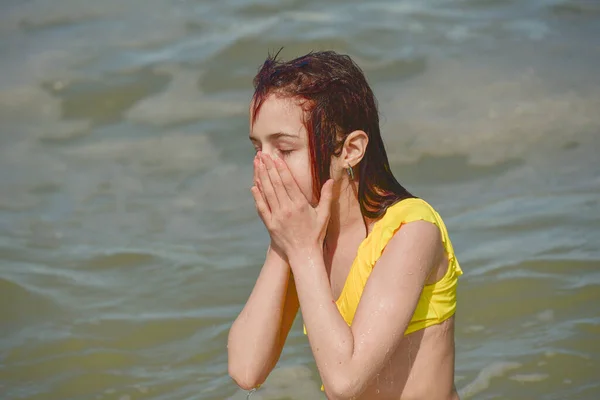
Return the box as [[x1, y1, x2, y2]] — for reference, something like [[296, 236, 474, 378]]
[[260, 146, 277, 158]]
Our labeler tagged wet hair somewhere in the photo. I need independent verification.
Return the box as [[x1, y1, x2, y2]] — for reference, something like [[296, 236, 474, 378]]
[[251, 49, 414, 219]]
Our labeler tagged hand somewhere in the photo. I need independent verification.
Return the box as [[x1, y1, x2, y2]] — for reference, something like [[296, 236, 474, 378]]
[[251, 151, 334, 256]]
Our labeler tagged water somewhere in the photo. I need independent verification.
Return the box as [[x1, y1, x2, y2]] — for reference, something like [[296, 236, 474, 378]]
[[1, 0, 599, 399]]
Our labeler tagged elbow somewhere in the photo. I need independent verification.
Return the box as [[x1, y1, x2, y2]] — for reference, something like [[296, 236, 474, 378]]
[[323, 374, 362, 400], [228, 362, 263, 391], [227, 331, 264, 390], [227, 331, 276, 391]]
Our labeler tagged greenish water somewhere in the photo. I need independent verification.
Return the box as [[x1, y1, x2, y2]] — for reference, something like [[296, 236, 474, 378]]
[[1, 1, 599, 399]]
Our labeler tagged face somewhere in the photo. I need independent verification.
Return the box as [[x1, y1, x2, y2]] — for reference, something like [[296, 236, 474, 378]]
[[250, 94, 316, 204]]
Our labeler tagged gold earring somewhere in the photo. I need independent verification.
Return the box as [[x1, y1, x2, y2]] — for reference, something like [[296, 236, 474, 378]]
[[347, 166, 354, 180]]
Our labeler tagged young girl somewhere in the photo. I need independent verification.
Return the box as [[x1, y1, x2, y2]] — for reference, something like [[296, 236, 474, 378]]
[[227, 50, 462, 400]]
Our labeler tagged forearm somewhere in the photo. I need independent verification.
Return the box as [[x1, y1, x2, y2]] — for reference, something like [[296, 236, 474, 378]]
[[287, 246, 358, 392], [228, 244, 297, 387]]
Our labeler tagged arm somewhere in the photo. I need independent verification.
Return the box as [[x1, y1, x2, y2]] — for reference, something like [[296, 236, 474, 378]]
[[227, 243, 299, 390], [289, 221, 443, 399]]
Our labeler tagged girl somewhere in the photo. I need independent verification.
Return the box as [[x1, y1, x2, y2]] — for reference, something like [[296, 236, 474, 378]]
[[227, 50, 462, 400]]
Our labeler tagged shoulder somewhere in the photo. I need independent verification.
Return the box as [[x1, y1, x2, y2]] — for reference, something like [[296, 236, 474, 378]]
[[363, 197, 448, 268], [378, 199, 446, 265], [388, 219, 444, 259], [383, 198, 440, 226], [375, 198, 441, 243], [368, 211, 445, 296]]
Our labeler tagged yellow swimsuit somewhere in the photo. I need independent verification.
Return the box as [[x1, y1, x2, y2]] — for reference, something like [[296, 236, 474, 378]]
[[336, 197, 463, 334], [304, 197, 462, 336]]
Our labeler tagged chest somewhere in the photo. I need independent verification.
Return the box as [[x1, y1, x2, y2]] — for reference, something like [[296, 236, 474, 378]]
[[325, 233, 369, 300]]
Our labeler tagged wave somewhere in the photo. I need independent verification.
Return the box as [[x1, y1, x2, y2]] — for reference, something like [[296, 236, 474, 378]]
[[126, 66, 248, 127], [0, 277, 61, 329], [380, 54, 600, 166]]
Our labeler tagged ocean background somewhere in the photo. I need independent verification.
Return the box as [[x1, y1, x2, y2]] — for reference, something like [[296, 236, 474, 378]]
[[1, 0, 599, 399]]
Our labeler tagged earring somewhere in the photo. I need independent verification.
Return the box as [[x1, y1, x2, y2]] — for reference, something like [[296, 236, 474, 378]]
[[347, 166, 354, 180]]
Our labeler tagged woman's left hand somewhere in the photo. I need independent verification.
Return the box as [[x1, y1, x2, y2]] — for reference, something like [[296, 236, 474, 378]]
[[251, 151, 334, 257]]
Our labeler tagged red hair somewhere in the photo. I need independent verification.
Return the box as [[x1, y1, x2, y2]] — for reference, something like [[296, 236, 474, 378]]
[[251, 49, 414, 219]]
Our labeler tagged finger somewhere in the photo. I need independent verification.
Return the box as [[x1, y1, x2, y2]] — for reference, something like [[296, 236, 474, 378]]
[[253, 155, 268, 206], [253, 154, 259, 186], [251, 185, 271, 222], [273, 156, 304, 202], [316, 179, 334, 216], [257, 151, 279, 209], [261, 153, 291, 205]]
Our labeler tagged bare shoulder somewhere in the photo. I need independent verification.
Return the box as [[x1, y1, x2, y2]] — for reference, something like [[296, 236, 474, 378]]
[[385, 219, 445, 264]]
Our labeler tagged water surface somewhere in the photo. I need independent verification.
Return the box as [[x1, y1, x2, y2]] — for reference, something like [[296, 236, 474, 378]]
[[1, 1, 599, 399]]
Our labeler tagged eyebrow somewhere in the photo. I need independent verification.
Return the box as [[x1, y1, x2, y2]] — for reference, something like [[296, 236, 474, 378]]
[[249, 132, 300, 141]]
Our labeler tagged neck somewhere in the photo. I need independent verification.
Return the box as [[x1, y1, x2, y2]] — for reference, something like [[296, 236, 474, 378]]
[[325, 180, 366, 250]]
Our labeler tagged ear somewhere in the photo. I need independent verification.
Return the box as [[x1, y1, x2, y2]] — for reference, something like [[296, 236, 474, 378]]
[[341, 130, 369, 169]]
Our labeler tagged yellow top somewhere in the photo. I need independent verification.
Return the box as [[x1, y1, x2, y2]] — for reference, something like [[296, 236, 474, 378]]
[[304, 197, 463, 337], [335, 197, 462, 334]]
